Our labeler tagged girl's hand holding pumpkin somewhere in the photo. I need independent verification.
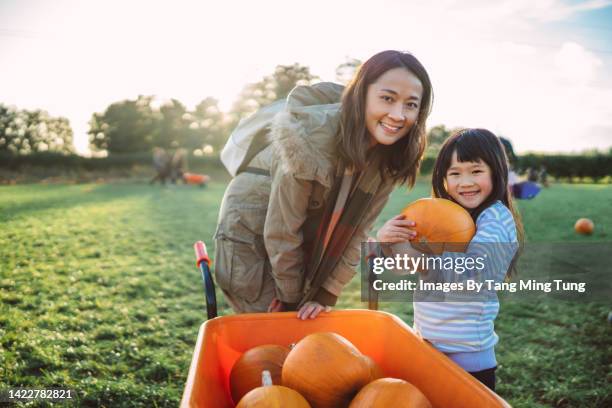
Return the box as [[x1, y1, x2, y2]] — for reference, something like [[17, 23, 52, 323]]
[[377, 214, 417, 243], [297, 301, 331, 320]]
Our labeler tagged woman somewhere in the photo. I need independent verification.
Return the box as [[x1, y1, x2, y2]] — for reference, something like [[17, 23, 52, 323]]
[[214, 50, 433, 319]]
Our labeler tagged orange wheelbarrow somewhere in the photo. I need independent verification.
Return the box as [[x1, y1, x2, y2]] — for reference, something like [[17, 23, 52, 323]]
[[181, 242, 511, 407]]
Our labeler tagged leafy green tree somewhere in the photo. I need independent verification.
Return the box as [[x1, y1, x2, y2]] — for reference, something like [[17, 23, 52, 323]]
[[32, 114, 74, 153], [335, 57, 361, 84], [0, 104, 18, 153], [426, 125, 453, 155], [186, 97, 227, 153], [0, 104, 74, 154], [87, 63, 319, 155], [88, 95, 158, 154], [156, 99, 188, 149], [229, 63, 318, 125]]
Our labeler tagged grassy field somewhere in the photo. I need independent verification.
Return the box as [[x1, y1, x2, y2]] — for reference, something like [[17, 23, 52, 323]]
[[1, 181, 610, 407]]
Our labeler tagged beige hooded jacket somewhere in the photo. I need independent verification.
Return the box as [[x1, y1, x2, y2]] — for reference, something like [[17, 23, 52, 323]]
[[214, 83, 394, 310]]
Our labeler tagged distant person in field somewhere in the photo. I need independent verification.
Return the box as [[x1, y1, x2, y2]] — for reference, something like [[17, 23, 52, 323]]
[[150, 147, 171, 185], [170, 148, 187, 183], [500, 136, 519, 189], [500, 137, 541, 199], [213, 50, 433, 319], [499, 137, 517, 167], [508, 167, 520, 189], [539, 165, 549, 187], [527, 167, 539, 182]]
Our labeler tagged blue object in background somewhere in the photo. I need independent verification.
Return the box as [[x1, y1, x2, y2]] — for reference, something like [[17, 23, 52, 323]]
[[512, 181, 541, 199]]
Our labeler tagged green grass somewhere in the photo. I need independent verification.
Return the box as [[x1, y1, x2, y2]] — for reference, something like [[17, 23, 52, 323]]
[[1, 182, 611, 407]]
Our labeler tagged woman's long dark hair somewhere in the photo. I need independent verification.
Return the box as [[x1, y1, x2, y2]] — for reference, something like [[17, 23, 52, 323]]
[[431, 128, 524, 278], [338, 50, 433, 187]]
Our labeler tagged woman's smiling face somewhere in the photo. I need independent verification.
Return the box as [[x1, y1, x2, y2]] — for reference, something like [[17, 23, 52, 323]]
[[445, 150, 494, 209], [365, 67, 423, 147]]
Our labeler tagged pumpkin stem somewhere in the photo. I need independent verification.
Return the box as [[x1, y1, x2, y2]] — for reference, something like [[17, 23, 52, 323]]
[[262, 370, 273, 387]]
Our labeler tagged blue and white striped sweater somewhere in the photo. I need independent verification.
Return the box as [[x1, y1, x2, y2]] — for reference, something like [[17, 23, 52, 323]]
[[413, 201, 518, 371]]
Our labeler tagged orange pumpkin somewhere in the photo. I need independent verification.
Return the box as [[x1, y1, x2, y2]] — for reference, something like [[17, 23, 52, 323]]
[[237, 385, 311, 408], [362, 355, 384, 382], [574, 218, 594, 235], [400, 198, 475, 254], [230, 345, 290, 404], [282, 332, 370, 408], [237, 370, 311, 408], [349, 378, 432, 408]]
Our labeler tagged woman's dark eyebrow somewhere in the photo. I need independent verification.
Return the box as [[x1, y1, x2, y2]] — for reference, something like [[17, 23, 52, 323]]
[[379, 89, 420, 100]]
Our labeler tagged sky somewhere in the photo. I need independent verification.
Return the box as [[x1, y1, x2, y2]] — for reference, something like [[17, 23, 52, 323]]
[[1, 0, 611, 155]]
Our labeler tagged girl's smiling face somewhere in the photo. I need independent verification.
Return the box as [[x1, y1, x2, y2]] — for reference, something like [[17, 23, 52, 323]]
[[365, 67, 423, 146], [445, 150, 493, 209]]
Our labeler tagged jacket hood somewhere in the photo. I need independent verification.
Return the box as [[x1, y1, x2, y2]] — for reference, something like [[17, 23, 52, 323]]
[[269, 82, 345, 188], [286, 82, 344, 108]]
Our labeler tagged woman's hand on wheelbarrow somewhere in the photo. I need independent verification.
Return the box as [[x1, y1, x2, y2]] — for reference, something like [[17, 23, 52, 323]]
[[297, 301, 332, 320]]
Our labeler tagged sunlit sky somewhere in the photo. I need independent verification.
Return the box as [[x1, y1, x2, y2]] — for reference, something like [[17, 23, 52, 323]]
[[1, 0, 611, 155]]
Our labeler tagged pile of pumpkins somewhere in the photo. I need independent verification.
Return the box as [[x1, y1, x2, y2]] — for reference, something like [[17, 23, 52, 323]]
[[230, 332, 432, 408]]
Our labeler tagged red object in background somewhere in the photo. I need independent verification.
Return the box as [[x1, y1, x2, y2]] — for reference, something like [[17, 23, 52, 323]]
[[183, 173, 210, 185]]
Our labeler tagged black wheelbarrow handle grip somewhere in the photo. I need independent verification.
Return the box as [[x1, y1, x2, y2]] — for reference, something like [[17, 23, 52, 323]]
[[194, 241, 218, 319]]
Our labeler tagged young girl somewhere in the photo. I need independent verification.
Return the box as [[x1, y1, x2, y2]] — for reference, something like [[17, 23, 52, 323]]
[[214, 50, 434, 320], [377, 128, 523, 391]]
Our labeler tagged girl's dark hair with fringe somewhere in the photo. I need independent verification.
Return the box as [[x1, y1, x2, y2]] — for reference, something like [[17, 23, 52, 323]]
[[338, 50, 433, 187], [431, 128, 524, 277]]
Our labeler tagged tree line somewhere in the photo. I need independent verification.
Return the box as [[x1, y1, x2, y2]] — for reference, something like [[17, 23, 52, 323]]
[[1, 62, 351, 156], [2, 57, 610, 181], [0, 105, 74, 155]]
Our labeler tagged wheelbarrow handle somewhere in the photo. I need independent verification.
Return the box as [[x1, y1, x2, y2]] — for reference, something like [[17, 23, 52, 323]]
[[366, 254, 379, 311], [366, 240, 379, 311], [194, 241, 211, 267], [194, 241, 218, 319]]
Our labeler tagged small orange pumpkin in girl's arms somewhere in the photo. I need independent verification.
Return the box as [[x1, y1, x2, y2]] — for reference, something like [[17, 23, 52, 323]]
[[230, 344, 290, 404], [574, 218, 594, 235], [400, 198, 476, 254], [349, 378, 432, 408]]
